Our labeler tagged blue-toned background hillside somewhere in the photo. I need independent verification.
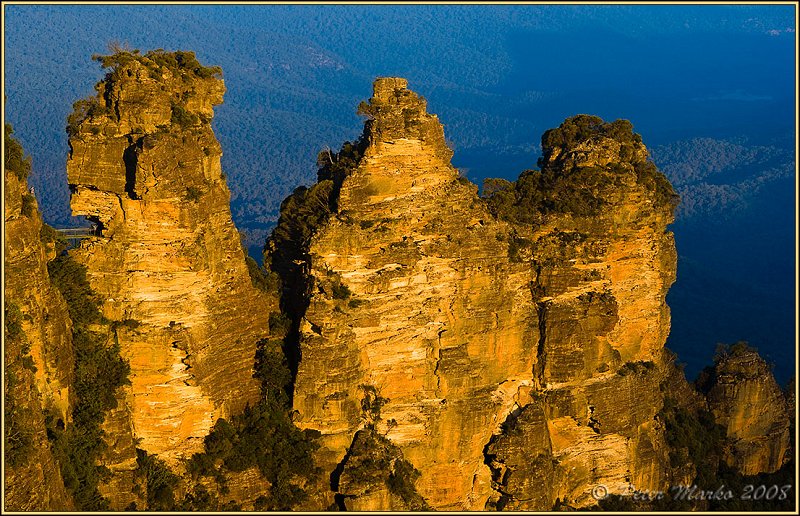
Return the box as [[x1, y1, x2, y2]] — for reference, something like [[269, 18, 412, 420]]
[[4, 4, 796, 382]]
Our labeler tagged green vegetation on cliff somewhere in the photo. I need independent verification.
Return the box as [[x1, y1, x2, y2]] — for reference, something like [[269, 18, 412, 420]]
[[328, 384, 428, 510], [92, 47, 221, 80], [317, 138, 366, 189], [659, 396, 726, 488], [20, 193, 36, 217], [244, 254, 281, 293], [484, 115, 678, 224], [387, 457, 428, 510], [171, 103, 201, 128], [264, 137, 365, 382], [3, 302, 36, 467], [66, 97, 106, 137], [185, 337, 320, 510], [134, 448, 181, 511], [270, 181, 335, 258], [594, 364, 794, 512], [541, 115, 677, 210], [4, 126, 42, 473], [46, 252, 130, 510], [269, 135, 368, 261], [656, 351, 794, 512], [67, 48, 220, 137], [539, 115, 637, 156], [335, 429, 430, 511]]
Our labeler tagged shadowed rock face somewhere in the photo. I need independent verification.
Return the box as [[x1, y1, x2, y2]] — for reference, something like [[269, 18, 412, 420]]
[[704, 346, 791, 475], [4, 127, 74, 511], [275, 81, 681, 510], [65, 53, 272, 491]]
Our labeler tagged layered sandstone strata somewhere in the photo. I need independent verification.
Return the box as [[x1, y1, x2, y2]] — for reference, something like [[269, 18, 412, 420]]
[[278, 80, 680, 510], [3, 127, 74, 510], [5, 54, 792, 512], [705, 345, 791, 475], [65, 52, 272, 479], [283, 78, 536, 510], [485, 115, 680, 509]]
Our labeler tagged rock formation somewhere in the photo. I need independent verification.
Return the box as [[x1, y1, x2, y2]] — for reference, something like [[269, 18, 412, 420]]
[[3, 124, 74, 510], [703, 343, 791, 475], [63, 50, 272, 493], [268, 79, 685, 510], [270, 78, 535, 510], [334, 428, 430, 511], [4, 61, 793, 512], [483, 114, 680, 510]]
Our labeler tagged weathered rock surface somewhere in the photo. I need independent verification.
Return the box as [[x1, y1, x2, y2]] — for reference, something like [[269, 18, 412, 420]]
[[194, 466, 270, 511], [276, 81, 682, 510], [65, 53, 272, 476], [3, 127, 74, 510], [335, 428, 429, 511], [705, 345, 791, 475], [484, 115, 679, 509], [95, 382, 144, 510], [2, 347, 73, 511], [4, 146, 74, 425], [8, 63, 791, 511], [280, 78, 536, 510]]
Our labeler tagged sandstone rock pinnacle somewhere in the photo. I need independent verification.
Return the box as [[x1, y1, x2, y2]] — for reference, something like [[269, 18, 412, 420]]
[[704, 344, 791, 475], [4, 59, 790, 511], [276, 82, 682, 510], [4, 125, 74, 510], [64, 51, 273, 504]]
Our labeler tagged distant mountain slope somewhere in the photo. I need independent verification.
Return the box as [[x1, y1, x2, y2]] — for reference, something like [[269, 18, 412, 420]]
[[658, 143, 796, 384], [652, 137, 794, 220]]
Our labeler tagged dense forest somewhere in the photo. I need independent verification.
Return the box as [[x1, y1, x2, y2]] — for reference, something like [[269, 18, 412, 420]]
[[652, 137, 794, 220]]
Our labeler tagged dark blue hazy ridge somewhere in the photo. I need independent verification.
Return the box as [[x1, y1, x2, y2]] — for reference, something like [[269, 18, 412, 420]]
[[3, 4, 796, 383]]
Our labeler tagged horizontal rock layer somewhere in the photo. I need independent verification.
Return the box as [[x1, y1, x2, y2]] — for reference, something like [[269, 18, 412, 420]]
[[66, 54, 272, 478], [290, 78, 535, 510]]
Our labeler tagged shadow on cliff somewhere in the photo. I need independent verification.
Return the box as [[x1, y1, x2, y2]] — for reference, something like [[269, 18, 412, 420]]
[[263, 137, 366, 387]]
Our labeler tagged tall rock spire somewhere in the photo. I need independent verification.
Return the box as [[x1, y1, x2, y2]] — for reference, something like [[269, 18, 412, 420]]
[[4, 124, 74, 510], [283, 77, 537, 509], [65, 50, 272, 480], [278, 84, 683, 510]]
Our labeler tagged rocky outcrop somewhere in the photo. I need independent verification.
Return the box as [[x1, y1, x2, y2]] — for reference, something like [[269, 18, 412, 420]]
[[703, 344, 791, 475], [65, 51, 273, 477], [4, 129, 74, 428], [3, 125, 74, 510], [193, 466, 270, 511], [483, 115, 679, 510], [272, 80, 681, 510], [335, 428, 429, 511], [8, 58, 789, 511], [276, 78, 536, 510]]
